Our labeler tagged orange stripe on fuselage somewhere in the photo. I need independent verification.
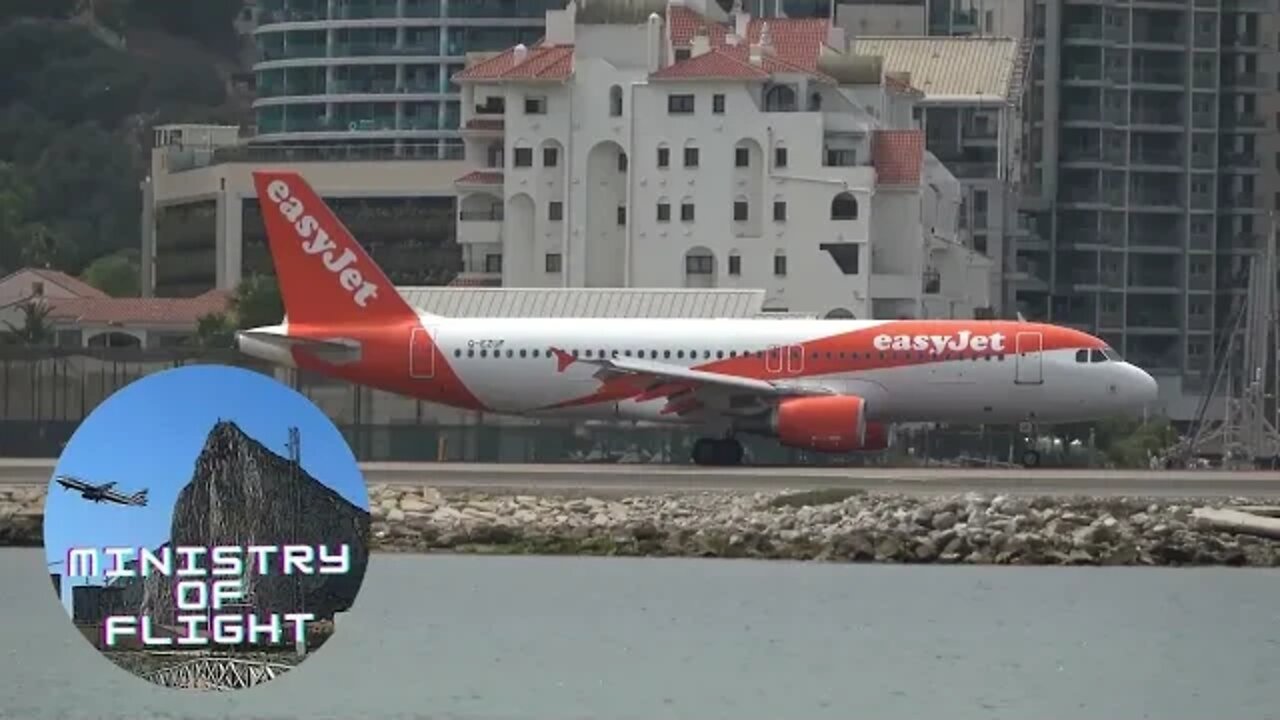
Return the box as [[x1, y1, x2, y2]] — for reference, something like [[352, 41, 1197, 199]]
[[537, 320, 1102, 411]]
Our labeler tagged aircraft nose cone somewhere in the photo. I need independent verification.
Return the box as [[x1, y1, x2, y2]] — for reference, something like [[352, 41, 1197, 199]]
[[1130, 365, 1159, 406]]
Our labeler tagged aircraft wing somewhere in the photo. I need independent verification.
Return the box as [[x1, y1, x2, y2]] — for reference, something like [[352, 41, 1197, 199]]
[[551, 348, 835, 418], [99, 488, 147, 507], [55, 475, 94, 492]]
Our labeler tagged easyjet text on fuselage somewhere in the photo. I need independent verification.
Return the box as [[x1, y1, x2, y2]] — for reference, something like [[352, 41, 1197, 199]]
[[265, 179, 380, 308], [872, 330, 1007, 354]]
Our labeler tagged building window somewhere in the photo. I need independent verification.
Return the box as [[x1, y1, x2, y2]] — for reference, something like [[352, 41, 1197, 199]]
[[733, 200, 749, 221], [548, 201, 563, 221], [684, 146, 699, 167], [485, 253, 503, 273], [657, 202, 671, 222], [514, 147, 533, 167], [713, 93, 725, 114], [543, 146, 558, 167], [774, 147, 788, 168], [657, 146, 670, 167], [680, 201, 695, 222], [674, 48, 691, 61], [735, 147, 749, 167], [831, 191, 859, 220], [773, 200, 786, 222], [728, 254, 741, 276], [545, 253, 562, 273], [616, 205, 626, 226], [668, 93, 695, 114], [973, 234, 988, 253], [617, 153, 628, 172], [524, 96, 546, 114], [774, 253, 787, 276], [685, 254, 713, 274], [609, 85, 623, 116]]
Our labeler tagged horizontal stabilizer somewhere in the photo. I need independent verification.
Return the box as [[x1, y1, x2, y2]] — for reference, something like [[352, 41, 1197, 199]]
[[236, 330, 363, 366]]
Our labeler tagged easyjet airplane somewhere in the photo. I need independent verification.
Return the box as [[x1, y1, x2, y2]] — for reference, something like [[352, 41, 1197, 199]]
[[235, 171, 1159, 468]]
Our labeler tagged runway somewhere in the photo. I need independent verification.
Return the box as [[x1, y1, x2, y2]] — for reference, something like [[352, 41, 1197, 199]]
[[6, 457, 1280, 497]]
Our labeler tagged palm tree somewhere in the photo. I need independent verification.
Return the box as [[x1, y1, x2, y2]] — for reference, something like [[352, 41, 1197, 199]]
[[2, 298, 54, 346]]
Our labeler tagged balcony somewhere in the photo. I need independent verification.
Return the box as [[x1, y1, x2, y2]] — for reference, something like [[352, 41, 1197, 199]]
[[1130, 191, 1182, 209], [1221, 113, 1264, 130], [1187, 274, 1212, 291], [1186, 313, 1213, 330], [1190, 192, 1214, 210], [1063, 63, 1102, 82], [1129, 232, 1182, 251], [1127, 273, 1181, 291], [1064, 24, 1103, 41], [1189, 229, 1213, 249], [1132, 30, 1187, 46], [1222, 192, 1261, 210], [1132, 68, 1184, 85], [1192, 70, 1217, 89], [1221, 73, 1260, 88], [1223, 231, 1262, 251], [457, 210, 502, 245], [1132, 108, 1183, 127], [1131, 150, 1182, 167], [1221, 153, 1259, 169]]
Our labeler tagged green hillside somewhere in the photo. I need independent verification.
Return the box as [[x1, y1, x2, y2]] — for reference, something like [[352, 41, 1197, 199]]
[[0, 0, 251, 295]]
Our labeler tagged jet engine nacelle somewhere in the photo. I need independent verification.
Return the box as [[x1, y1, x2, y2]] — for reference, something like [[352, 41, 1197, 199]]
[[773, 395, 889, 453]]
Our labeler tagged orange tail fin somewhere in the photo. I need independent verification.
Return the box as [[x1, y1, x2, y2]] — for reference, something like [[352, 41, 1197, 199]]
[[251, 171, 418, 327]]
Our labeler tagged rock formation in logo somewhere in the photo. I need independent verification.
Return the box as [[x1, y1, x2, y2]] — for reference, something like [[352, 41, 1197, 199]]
[[141, 421, 370, 627]]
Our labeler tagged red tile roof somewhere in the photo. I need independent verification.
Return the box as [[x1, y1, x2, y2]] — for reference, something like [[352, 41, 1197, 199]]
[[45, 290, 232, 326], [453, 43, 574, 83], [872, 129, 925, 186], [4, 268, 111, 299], [456, 170, 504, 185], [650, 48, 770, 81], [667, 8, 833, 72]]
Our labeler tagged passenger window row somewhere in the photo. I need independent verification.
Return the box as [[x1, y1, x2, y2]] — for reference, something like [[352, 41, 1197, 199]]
[[452, 347, 1009, 362]]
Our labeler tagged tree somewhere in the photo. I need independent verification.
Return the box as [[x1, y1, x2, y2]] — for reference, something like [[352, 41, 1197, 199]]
[[81, 250, 140, 296], [195, 311, 235, 348], [2, 298, 54, 345], [230, 274, 283, 329]]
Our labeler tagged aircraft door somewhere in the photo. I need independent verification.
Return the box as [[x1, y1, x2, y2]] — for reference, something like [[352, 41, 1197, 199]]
[[785, 344, 805, 374], [1014, 331, 1043, 385], [410, 327, 437, 379], [765, 346, 784, 373]]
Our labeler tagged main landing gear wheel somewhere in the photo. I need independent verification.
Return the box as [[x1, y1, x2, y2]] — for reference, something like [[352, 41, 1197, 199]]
[[1021, 449, 1041, 469], [691, 437, 745, 466]]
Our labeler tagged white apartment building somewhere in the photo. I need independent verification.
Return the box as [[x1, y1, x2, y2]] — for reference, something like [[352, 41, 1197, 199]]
[[451, 0, 994, 320]]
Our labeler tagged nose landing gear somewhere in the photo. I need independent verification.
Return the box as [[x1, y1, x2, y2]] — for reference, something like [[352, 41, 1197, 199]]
[[691, 437, 745, 466]]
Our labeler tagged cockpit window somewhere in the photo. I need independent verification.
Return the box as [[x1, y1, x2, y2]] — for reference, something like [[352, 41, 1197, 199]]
[[1090, 349, 1106, 363], [1102, 347, 1122, 362], [1075, 349, 1089, 363]]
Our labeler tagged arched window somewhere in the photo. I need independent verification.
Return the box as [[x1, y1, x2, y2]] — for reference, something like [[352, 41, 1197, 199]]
[[831, 191, 859, 220], [609, 85, 623, 116]]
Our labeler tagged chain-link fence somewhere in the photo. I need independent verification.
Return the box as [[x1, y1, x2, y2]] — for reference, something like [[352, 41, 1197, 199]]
[[0, 348, 1047, 465]]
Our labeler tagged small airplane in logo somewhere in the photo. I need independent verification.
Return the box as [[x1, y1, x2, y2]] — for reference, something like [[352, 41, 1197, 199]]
[[54, 475, 149, 507]]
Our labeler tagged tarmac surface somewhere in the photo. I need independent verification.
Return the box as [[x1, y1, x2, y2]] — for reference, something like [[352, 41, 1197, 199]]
[[5, 457, 1280, 496]]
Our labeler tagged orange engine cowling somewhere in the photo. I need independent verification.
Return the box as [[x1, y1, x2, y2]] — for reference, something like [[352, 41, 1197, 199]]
[[774, 395, 888, 453]]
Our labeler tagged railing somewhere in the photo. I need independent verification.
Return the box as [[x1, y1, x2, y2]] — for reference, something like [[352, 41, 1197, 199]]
[[142, 655, 298, 690], [1222, 72, 1260, 87], [459, 209, 503, 221], [1132, 69, 1183, 85], [1132, 31, 1185, 45], [1131, 151, 1182, 165]]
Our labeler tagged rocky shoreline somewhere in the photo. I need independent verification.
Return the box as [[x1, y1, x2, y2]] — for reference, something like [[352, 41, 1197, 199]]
[[6, 484, 1280, 566]]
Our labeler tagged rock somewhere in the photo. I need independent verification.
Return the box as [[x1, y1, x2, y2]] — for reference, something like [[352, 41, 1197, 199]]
[[8, 479, 1280, 567]]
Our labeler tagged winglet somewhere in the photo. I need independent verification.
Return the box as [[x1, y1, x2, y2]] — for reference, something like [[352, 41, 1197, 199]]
[[550, 347, 575, 373], [251, 171, 419, 327]]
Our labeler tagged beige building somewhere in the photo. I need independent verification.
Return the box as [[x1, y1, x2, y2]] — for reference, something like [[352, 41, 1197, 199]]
[[141, 124, 468, 298]]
